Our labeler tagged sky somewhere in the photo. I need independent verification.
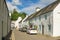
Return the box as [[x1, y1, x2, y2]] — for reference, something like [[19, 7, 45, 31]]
[[6, 0, 56, 15]]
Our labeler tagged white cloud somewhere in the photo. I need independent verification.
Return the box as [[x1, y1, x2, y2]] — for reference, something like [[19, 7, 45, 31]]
[[6, 0, 56, 15], [40, 0, 56, 4], [6, 2, 21, 12], [21, 3, 46, 15], [21, 0, 56, 15], [12, 0, 22, 5]]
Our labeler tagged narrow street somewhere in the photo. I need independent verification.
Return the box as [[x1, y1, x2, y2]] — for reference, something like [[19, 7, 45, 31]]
[[12, 29, 58, 40]]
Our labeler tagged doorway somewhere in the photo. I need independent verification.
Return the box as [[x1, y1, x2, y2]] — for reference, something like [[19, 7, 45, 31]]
[[42, 24, 44, 35]]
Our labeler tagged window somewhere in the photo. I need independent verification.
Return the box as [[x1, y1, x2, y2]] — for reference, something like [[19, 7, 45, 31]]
[[39, 25, 41, 31], [39, 16, 41, 20], [48, 24, 51, 31], [45, 14, 47, 20]]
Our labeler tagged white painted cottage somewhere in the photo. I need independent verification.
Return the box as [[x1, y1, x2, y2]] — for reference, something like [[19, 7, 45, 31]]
[[15, 17, 22, 30], [25, 0, 60, 37]]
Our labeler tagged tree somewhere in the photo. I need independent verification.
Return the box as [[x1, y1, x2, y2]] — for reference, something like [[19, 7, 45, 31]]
[[11, 9, 27, 21], [20, 12, 26, 19]]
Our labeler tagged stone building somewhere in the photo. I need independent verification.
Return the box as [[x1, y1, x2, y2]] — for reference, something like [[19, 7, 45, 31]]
[[0, 0, 11, 40]]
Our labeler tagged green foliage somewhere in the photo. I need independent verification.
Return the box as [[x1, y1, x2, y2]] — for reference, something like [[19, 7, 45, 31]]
[[11, 9, 27, 21], [19, 12, 26, 19]]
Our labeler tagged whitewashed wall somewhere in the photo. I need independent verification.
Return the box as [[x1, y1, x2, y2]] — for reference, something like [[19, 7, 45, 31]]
[[29, 11, 53, 36], [35, 11, 53, 36], [53, 3, 60, 37], [28, 3, 60, 37]]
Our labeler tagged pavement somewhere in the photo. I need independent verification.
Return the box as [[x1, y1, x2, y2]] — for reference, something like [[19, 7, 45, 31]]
[[12, 29, 60, 40]]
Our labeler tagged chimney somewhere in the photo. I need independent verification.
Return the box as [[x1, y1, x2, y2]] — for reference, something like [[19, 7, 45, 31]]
[[36, 7, 40, 12]]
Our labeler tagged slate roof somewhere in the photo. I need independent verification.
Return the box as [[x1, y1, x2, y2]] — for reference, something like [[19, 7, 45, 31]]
[[36, 0, 60, 16], [28, 0, 60, 19]]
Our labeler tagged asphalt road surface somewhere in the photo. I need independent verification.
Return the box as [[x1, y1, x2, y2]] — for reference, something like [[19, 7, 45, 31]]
[[13, 29, 59, 40]]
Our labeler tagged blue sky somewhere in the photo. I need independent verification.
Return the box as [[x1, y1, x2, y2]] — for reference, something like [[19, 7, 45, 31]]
[[6, 0, 56, 15]]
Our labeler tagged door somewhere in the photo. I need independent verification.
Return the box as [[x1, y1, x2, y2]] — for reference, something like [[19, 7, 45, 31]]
[[42, 24, 44, 35], [39, 25, 41, 32]]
